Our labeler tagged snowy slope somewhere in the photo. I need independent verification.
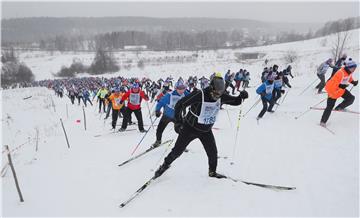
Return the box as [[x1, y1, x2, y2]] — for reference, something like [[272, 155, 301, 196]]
[[2, 30, 359, 216]]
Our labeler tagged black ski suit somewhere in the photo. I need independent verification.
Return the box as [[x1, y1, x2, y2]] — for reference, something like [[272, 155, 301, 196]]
[[162, 87, 244, 173]]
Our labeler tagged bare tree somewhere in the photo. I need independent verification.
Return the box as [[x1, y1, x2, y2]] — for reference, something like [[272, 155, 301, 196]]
[[332, 30, 351, 63]]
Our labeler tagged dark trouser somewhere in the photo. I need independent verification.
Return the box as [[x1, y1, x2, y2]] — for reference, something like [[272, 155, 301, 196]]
[[120, 107, 132, 123], [111, 109, 121, 129], [242, 80, 249, 88], [225, 81, 235, 94], [83, 97, 93, 107], [273, 89, 282, 103], [321, 90, 355, 123], [77, 96, 83, 105], [105, 102, 112, 118], [156, 116, 174, 141], [316, 74, 326, 92], [121, 108, 144, 131], [164, 122, 218, 172], [70, 96, 75, 104], [98, 98, 106, 113], [258, 97, 274, 118], [283, 77, 292, 88]]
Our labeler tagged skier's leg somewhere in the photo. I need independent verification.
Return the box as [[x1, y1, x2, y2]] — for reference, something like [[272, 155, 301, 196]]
[[198, 130, 218, 173], [335, 89, 355, 110], [258, 97, 268, 118], [320, 97, 337, 123], [134, 109, 144, 131], [156, 116, 171, 141]]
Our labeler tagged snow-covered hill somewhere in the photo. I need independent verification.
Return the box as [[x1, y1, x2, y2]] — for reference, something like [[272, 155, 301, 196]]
[[2, 30, 359, 216]]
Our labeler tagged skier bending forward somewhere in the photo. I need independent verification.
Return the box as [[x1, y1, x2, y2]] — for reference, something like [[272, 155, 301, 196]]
[[154, 73, 249, 179]]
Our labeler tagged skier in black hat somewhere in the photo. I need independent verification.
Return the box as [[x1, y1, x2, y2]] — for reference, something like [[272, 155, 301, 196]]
[[153, 73, 249, 179]]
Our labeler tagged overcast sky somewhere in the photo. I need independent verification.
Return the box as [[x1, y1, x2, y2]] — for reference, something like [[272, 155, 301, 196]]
[[2, 1, 359, 23]]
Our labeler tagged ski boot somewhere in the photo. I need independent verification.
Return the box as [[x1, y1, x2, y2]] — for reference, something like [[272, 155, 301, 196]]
[[154, 163, 170, 178], [209, 171, 227, 179], [152, 140, 162, 148], [118, 128, 126, 132]]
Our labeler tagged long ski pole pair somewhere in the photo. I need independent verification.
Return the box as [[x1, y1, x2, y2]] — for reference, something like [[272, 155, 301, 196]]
[[298, 77, 318, 96], [243, 97, 261, 117], [294, 97, 327, 120]]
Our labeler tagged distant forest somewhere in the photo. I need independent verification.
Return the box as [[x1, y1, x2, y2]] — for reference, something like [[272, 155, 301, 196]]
[[2, 16, 359, 51]]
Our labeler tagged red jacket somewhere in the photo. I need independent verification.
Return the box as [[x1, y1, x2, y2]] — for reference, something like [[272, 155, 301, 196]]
[[121, 89, 149, 110]]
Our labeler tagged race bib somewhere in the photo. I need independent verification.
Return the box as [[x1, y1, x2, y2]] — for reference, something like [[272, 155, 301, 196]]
[[129, 93, 140, 105]]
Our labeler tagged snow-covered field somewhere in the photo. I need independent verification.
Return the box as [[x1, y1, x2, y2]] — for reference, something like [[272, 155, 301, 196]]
[[1, 29, 359, 216]]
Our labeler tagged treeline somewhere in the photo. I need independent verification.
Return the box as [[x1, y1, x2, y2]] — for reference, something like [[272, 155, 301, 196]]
[[1, 48, 35, 88]]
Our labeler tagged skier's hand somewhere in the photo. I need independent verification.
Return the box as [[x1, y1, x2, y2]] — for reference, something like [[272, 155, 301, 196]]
[[155, 111, 162, 118], [174, 122, 183, 134], [280, 90, 285, 94], [239, 90, 248, 99], [260, 92, 266, 97], [338, 84, 348, 89], [351, 80, 358, 87]]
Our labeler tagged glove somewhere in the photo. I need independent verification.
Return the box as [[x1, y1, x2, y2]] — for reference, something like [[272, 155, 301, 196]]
[[351, 80, 358, 87], [174, 122, 183, 134], [155, 111, 161, 118], [260, 92, 266, 97], [239, 90, 249, 99], [280, 90, 285, 94], [338, 84, 348, 89]]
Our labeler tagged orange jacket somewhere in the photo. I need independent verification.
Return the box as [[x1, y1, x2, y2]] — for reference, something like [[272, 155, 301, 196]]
[[108, 93, 124, 110], [325, 67, 353, 99]]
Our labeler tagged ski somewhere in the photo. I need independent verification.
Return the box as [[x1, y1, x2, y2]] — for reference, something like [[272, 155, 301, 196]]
[[310, 107, 359, 115], [118, 139, 173, 167], [94, 129, 136, 137], [226, 176, 296, 191], [119, 176, 156, 208]]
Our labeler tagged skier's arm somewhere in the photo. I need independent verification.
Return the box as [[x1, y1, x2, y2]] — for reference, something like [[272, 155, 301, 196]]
[[221, 93, 243, 106], [155, 93, 170, 112], [174, 90, 202, 123]]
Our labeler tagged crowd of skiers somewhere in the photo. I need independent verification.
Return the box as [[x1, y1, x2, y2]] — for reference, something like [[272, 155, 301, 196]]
[[255, 64, 294, 119], [11, 55, 357, 179]]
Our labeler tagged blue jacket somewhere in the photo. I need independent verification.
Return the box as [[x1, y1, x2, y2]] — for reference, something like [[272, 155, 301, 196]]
[[256, 80, 274, 101], [156, 90, 190, 119]]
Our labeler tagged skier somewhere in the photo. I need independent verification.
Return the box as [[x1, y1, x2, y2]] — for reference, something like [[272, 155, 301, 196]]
[[234, 69, 244, 91], [153, 73, 249, 179], [119, 83, 149, 132], [242, 71, 251, 88], [256, 76, 282, 119], [330, 53, 347, 79], [94, 85, 108, 113], [107, 88, 124, 130], [283, 65, 294, 88], [320, 60, 358, 126], [82, 88, 93, 107], [224, 70, 236, 94], [316, 58, 334, 94], [152, 80, 190, 147]]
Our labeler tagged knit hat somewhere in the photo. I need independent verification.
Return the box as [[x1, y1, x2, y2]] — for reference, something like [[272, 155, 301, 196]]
[[345, 60, 357, 69], [175, 80, 186, 90]]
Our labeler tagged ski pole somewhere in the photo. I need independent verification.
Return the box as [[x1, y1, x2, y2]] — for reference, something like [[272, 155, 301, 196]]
[[131, 117, 158, 155], [225, 106, 233, 128], [243, 97, 261, 117], [281, 89, 290, 104], [294, 97, 327, 120], [298, 77, 318, 96], [231, 104, 243, 165], [145, 101, 155, 129]]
